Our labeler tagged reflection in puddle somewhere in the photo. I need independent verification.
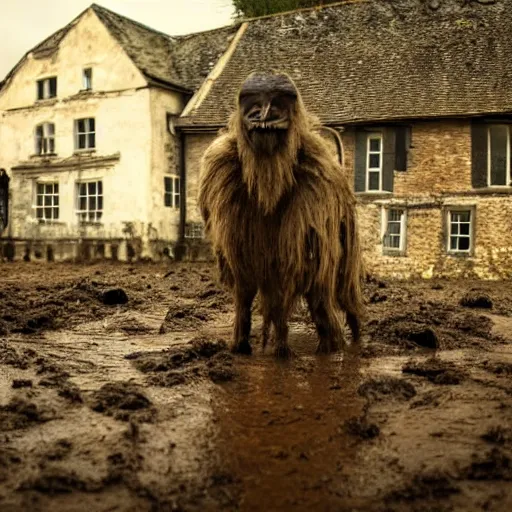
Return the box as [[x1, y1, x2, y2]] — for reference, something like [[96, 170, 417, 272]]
[[211, 328, 368, 510]]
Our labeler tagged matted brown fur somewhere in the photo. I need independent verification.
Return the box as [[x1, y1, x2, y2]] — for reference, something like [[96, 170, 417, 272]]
[[199, 72, 365, 357]]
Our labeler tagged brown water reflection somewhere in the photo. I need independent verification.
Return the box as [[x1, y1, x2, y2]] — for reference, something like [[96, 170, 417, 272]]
[[212, 328, 368, 511]]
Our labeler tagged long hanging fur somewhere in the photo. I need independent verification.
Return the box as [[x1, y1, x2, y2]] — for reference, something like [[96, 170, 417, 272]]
[[199, 73, 365, 355]]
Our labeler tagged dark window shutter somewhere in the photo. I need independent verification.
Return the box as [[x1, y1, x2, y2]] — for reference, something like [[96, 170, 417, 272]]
[[382, 127, 396, 192], [471, 121, 488, 188], [354, 130, 367, 192], [489, 124, 508, 186], [395, 126, 408, 172]]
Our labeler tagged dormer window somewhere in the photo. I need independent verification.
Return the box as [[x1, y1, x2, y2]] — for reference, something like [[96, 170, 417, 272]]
[[83, 68, 93, 91], [35, 123, 55, 155], [37, 77, 57, 100]]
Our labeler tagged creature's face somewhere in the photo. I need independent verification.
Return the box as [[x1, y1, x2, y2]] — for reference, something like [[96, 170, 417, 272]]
[[238, 73, 298, 154]]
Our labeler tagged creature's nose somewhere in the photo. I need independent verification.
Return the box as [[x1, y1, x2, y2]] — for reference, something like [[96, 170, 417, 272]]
[[248, 103, 271, 122]]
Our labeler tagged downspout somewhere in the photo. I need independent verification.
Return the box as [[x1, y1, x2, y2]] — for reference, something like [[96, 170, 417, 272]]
[[176, 127, 186, 259]]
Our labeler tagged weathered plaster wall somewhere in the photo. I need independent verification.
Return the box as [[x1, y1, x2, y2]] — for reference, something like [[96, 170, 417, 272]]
[[0, 9, 159, 261], [148, 88, 186, 246]]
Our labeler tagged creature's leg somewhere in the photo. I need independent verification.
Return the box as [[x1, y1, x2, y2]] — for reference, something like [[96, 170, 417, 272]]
[[346, 311, 361, 343], [306, 292, 344, 354], [232, 285, 257, 355], [270, 303, 294, 359], [260, 298, 273, 351]]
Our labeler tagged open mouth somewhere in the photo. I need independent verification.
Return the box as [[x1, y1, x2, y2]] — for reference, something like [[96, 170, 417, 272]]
[[247, 120, 289, 131]]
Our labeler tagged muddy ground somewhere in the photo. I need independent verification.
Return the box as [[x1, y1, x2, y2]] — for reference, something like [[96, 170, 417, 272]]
[[0, 262, 511, 511]]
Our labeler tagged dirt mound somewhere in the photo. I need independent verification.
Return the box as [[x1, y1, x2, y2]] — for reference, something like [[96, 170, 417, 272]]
[[0, 397, 56, 431], [100, 288, 129, 305], [89, 382, 155, 423], [358, 377, 416, 402], [460, 292, 493, 309], [402, 357, 466, 385], [344, 416, 380, 439], [160, 302, 211, 331], [128, 336, 234, 386]]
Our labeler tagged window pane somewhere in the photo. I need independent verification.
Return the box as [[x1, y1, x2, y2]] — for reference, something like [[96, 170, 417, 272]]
[[45, 184, 52, 194], [37, 183, 44, 195], [80, 197, 87, 210], [96, 212, 103, 221], [389, 210, 402, 222], [388, 222, 401, 235], [49, 77, 57, 97], [459, 237, 470, 251], [44, 195, 52, 206], [45, 207, 52, 218], [89, 118, 95, 132], [47, 123, 55, 136], [460, 223, 470, 235], [36, 125, 44, 137], [459, 211, 470, 223], [175, 194, 180, 209], [390, 236, 400, 248], [165, 177, 172, 194], [369, 138, 381, 152], [164, 193, 171, 207], [49, 138, 55, 153], [79, 183, 86, 195], [36, 208, 43, 219], [54, 208, 59, 219], [54, 184, 59, 194], [368, 171, 380, 190], [88, 133, 95, 148], [89, 197, 96, 211], [37, 195, 43, 206], [54, 195, 59, 206], [88, 182, 96, 195], [97, 181, 103, 195], [78, 134, 86, 149], [450, 236, 457, 250], [451, 222, 459, 235], [37, 81, 44, 100], [98, 196, 103, 210], [369, 154, 380, 169], [77, 120, 85, 133]]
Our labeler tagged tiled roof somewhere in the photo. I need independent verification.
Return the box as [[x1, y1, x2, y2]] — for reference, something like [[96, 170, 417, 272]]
[[182, 0, 512, 126], [91, 4, 238, 92]]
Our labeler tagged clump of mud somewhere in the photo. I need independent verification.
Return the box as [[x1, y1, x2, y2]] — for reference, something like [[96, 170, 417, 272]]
[[0, 397, 56, 431], [128, 336, 235, 386], [344, 416, 380, 439], [159, 302, 211, 332], [460, 292, 493, 309], [463, 448, 512, 481], [402, 357, 466, 385], [89, 382, 155, 422], [358, 377, 416, 402], [385, 471, 459, 503]]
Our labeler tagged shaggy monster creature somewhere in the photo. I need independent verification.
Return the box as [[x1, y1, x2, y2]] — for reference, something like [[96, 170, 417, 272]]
[[199, 72, 364, 358]]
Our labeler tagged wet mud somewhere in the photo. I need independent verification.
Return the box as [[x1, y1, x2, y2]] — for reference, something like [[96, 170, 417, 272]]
[[0, 262, 511, 511]]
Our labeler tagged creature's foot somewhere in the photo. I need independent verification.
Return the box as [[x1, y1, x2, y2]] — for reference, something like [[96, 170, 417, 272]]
[[231, 339, 252, 355], [316, 337, 343, 355], [274, 343, 295, 359]]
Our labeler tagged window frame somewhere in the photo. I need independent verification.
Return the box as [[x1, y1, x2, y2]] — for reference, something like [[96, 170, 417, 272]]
[[366, 133, 383, 192], [382, 207, 407, 256], [164, 175, 180, 209], [487, 124, 512, 187], [34, 122, 56, 156], [33, 182, 59, 222], [185, 223, 204, 239], [36, 77, 57, 101], [76, 180, 103, 223], [445, 206, 476, 256], [74, 118, 96, 151]]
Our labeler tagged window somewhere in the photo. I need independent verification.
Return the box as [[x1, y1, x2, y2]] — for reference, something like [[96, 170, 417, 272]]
[[447, 209, 473, 254], [77, 181, 103, 222], [75, 118, 96, 150], [382, 208, 406, 254], [164, 176, 180, 208], [36, 77, 57, 100], [35, 123, 55, 155], [34, 183, 59, 221], [367, 134, 382, 191], [83, 68, 93, 90], [185, 223, 204, 239], [487, 124, 511, 186]]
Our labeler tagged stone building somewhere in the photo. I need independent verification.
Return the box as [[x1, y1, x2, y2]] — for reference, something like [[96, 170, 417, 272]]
[[177, 0, 512, 279], [0, 4, 235, 261], [2, 0, 512, 279]]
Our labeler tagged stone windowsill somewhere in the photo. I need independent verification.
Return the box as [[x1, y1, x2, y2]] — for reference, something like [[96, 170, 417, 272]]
[[35, 220, 66, 226], [356, 191, 393, 201], [35, 98, 58, 106], [30, 153, 58, 160], [382, 249, 407, 257], [73, 149, 97, 157]]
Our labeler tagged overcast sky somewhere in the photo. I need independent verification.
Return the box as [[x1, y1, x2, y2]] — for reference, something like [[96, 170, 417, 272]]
[[0, 0, 235, 80]]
